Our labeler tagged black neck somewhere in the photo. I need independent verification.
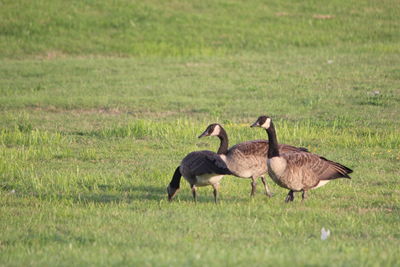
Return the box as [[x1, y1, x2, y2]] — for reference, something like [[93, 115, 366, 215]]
[[169, 166, 181, 189], [217, 127, 229, 155], [266, 122, 280, 158]]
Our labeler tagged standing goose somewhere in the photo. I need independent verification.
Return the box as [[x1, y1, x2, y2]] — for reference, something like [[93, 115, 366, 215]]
[[167, 125, 232, 203], [250, 116, 352, 202], [198, 123, 309, 197]]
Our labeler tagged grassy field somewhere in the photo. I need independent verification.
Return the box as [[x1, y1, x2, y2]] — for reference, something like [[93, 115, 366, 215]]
[[1, 0, 399, 266]]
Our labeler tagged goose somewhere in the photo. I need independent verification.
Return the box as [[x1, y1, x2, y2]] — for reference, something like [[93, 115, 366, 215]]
[[198, 123, 309, 197], [167, 125, 232, 203], [250, 115, 352, 202]]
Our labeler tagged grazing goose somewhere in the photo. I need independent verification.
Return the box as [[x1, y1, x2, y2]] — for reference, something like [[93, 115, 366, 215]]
[[198, 123, 308, 197], [167, 126, 232, 203], [250, 116, 352, 202]]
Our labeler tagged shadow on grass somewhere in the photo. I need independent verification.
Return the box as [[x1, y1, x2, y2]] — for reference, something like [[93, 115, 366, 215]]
[[3, 183, 261, 205], [2, 185, 167, 205], [69, 185, 250, 205], [4, 184, 254, 205], [72, 185, 167, 204]]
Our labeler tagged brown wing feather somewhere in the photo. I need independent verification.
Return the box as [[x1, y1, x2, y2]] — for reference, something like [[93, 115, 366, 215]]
[[228, 140, 268, 157], [283, 152, 352, 181], [181, 151, 232, 176], [228, 140, 307, 156], [318, 156, 353, 179], [280, 144, 309, 153]]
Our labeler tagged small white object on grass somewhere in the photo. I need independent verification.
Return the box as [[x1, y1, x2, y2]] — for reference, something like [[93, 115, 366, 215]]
[[367, 90, 380, 96], [327, 60, 334, 64], [321, 227, 330, 240]]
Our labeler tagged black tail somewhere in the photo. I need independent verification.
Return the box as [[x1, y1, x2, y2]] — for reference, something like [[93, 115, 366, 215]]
[[167, 166, 182, 201], [338, 163, 353, 179], [321, 157, 353, 179]]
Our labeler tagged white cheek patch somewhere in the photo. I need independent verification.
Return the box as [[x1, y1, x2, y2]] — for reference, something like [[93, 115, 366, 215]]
[[210, 125, 221, 136], [261, 118, 271, 129]]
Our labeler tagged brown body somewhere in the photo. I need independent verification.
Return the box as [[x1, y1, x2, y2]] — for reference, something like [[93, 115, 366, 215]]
[[251, 116, 352, 202], [267, 152, 351, 192], [198, 123, 309, 197], [223, 139, 307, 179]]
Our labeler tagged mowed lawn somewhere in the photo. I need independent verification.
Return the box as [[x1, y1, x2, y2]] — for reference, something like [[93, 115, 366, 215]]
[[1, 0, 399, 266]]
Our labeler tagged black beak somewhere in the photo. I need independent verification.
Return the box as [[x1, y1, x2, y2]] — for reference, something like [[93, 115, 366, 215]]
[[198, 130, 208, 138], [250, 121, 259, 128]]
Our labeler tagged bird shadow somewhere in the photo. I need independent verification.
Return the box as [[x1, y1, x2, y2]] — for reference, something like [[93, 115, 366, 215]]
[[68, 185, 251, 205], [5, 185, 168, 205], [6, 184, 265, 205], [70, 185, 167, 204]]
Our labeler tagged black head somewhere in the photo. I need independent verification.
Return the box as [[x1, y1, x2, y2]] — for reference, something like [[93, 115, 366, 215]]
[[167, 185, 179, 201], [198, 123, 222, 138], [250, 116, 271, 129]]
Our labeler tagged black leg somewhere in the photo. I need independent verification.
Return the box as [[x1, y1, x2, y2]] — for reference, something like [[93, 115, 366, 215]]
[[191, 185, 197, 203], [212, 183, 220, 204], [250, 178, 257, 197], [302, 190, 307, 202], [285, 190, 294, 203], [260, 176, 273, 197]]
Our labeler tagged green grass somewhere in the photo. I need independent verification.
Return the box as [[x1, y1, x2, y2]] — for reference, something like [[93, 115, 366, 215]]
[[1, 0, 399, 58], [1, 0, 400, 266]]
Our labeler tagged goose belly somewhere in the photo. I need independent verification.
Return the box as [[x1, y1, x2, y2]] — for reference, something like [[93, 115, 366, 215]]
[[224, 155, 267, 178], [267, 157, 303, 191], [229, 168, 254, 179], [312, 180, 330, 189], [267, 168, 289, 189], [195, 174, 224, 186]]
